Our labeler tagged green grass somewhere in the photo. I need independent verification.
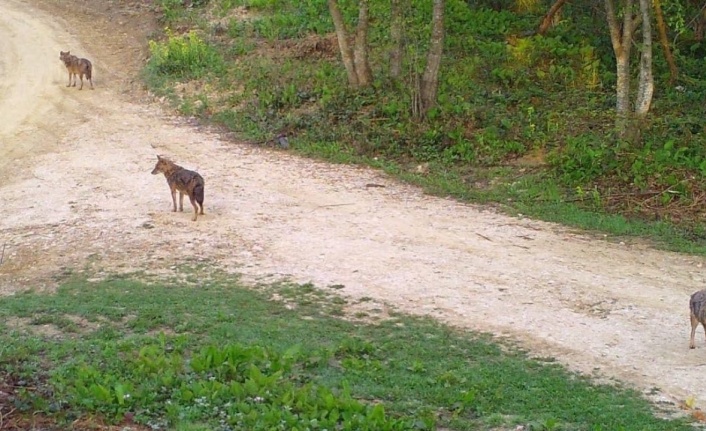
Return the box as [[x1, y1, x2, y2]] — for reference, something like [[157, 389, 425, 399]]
[[396, 168, 706, 255], [0, 273, 695, 430]]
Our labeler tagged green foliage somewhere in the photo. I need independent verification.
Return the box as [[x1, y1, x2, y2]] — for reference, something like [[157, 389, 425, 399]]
[[0, 276, 697, 430], [549, 134, 618, 184], [550, 130, 706, 197], [148, 30, 223, 79], [221, 0, 332, 40], [158, 0, 188, 24], [55, 342, 411, 430], [488, 35, 603, 90]]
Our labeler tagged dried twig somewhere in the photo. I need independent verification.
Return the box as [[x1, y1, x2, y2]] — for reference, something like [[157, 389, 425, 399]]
[[0, 243, 5, 266], [475, 233, 493, 242], [0, 407, 17, 429]]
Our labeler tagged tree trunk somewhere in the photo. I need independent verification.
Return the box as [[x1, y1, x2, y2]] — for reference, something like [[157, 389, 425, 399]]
[[538, 0, 568, 35], [354, 0, 373, 87], [697, 8, 706, 40], [390, 0, 404, 79], [604, 0, 634, 134], [635, 0, 654, 117], [653, 0, 677, 84], [328, 0, 358, 87], [420, 0, 445, 117], [691, 0, 705, 40]]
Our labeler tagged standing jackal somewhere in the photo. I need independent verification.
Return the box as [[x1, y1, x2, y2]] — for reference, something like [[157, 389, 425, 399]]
[[59, 51, 94, 90], [690, 289, 706, 349], [151, 155, 205, 221]]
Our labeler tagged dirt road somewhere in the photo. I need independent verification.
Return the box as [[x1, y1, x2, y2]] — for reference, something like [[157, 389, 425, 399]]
[[2, 0, 706, 415]]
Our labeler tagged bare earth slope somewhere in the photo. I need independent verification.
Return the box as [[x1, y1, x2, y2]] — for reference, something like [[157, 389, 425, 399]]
[[2, 0, 706, 414]]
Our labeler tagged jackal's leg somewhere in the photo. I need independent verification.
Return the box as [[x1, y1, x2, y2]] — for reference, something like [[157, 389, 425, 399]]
[[67, 72, 72, 87], [690, 313, 699, 349], [189, 196, 199, 221], [179, 193, 184, 211], [170, 189, 178, 212], [78, 74, 84, 90]]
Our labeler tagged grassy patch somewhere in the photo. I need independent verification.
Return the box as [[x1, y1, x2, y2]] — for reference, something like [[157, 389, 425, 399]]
[[0, 274, 695, 430]]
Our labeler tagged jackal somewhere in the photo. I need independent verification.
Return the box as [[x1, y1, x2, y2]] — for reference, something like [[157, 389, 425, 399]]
[[151, 155, 205, 221], [59, 51, 94, 90], [690, 289, 706, 349]]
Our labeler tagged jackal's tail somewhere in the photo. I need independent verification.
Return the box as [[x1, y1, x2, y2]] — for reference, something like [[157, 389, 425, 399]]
[[691, 290, 706, 321], [194, 183, 205, 209]]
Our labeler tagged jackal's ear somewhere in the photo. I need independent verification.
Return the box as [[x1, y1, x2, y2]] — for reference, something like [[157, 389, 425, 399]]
[[157, 155, 162, 160]]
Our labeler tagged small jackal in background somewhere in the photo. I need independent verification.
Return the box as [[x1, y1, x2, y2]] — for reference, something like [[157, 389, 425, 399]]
[[690, 289, 706, 348], [151, 155, 205, 221], [59, 51, 94, 90]]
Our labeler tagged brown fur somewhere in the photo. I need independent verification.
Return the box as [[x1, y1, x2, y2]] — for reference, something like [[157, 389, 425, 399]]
[[689, 289, 706, 349], [59, 51, 94, 90], [151, 155, 205, 221]]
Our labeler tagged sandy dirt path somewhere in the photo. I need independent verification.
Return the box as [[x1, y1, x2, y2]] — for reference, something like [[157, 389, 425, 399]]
[[2, 0, 706, 416]]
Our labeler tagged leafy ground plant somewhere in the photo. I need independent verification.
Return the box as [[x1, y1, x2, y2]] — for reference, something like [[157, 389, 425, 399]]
[[0, 273, 697, 430]]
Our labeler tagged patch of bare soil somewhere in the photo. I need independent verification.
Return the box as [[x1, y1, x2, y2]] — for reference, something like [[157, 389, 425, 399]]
[[2, 0, 706, 419]]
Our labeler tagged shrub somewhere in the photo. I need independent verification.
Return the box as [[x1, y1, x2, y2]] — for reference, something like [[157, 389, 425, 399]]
[[148, 30, 223, 79]]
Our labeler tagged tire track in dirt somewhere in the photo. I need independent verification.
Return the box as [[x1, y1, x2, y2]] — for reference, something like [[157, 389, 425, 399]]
[[2, 0, 706, 417]]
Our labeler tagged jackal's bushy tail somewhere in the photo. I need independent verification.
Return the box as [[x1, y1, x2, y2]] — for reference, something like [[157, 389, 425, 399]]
[[86, 61, 93, 80], [691, 290, 706, 321], [194, 183, 205, 207]]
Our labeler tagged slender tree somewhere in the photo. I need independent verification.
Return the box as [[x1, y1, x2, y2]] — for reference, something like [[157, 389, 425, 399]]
[[604, 0, 655, 137], [390, 0, 405, 79], [653, 0, 678, 84], [692, 0, 706, 40], [419, 0, 445, 117], [354, 0, 373, 87], [635, 0, 654, 118], [328, 0, 358, 87], [328, 0, 373, 88], [605, 0, 635, 132]]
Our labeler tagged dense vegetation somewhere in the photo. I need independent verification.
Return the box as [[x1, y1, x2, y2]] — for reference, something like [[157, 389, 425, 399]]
[[144, 0, 706, 252]]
